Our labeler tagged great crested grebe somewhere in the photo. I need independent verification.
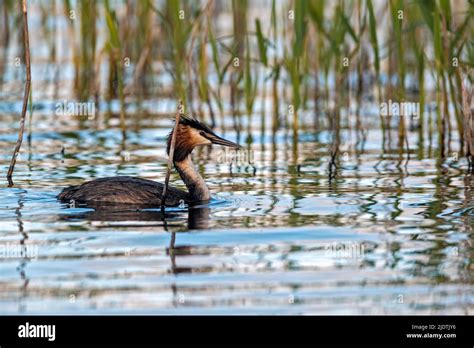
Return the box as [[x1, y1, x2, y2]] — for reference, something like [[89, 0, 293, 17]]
[[57, 114, 241, 206]]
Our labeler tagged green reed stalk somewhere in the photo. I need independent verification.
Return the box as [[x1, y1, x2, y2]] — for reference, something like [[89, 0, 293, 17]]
[[413, 27, 425, 159], [167, 0, 189, 104], [271, 0, 280, 137], [390, 0, 408, 157], [104, 0, 125, 127], [441, 0, 464, 152], [197, 30, 215, 126], [78, 0, 96, 101], [433, 3, 446, 159], [229, 0, 247, 132], [289, 0, 308, 145], [244, 35, 258, 116], [207, 15, 225, 119], [366, 0, 380, 102], [133, 1, 153, 101]]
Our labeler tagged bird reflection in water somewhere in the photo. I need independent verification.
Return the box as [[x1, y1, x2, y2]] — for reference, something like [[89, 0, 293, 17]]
[[59, 202, 211, 276]]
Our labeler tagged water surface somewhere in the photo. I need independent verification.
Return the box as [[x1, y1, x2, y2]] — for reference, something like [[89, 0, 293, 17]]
[[0, 108, 472, 314]]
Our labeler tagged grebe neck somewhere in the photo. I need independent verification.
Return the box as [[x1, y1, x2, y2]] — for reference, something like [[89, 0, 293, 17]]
[[173, 155, 210, 202]]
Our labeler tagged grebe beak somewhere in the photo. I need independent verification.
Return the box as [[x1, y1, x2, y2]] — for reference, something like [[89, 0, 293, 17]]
[[207, 133, 242, 149]]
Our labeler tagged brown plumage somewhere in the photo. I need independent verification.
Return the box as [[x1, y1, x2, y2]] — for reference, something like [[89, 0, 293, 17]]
[[57, 176, 189, 206], [57, 114, 241, 207]]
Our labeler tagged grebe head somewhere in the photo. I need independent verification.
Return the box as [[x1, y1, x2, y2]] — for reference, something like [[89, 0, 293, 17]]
[[167, 113, 241, 162]]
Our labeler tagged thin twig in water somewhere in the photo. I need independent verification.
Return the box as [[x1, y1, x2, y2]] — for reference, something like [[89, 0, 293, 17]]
[[7, 0, 31, 187], [161, 101, 182, 210]]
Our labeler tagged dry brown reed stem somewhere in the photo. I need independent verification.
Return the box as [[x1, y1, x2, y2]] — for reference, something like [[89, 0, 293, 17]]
[[7, 0, 31, 187], [161, 101, 182, 209]]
